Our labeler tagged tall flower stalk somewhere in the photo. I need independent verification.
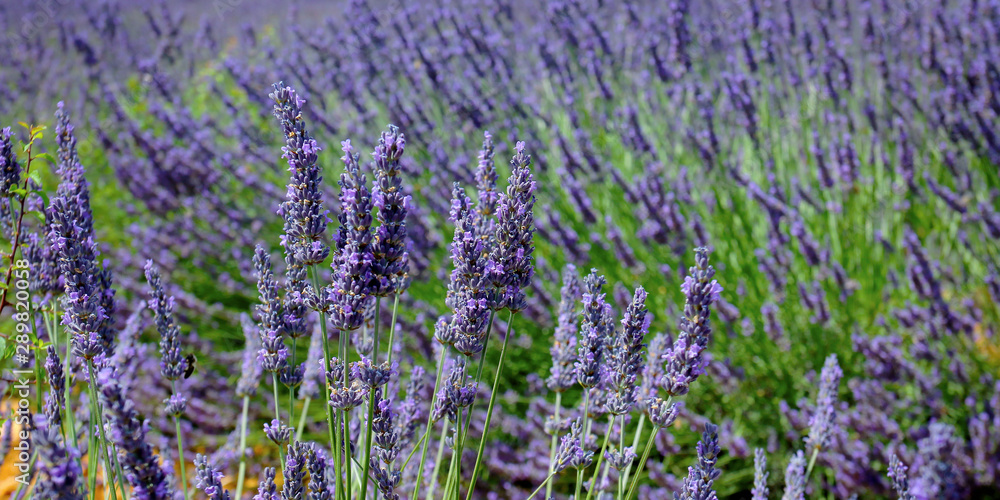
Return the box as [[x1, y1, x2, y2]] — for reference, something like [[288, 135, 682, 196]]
[[467, 141, 536, 497], [144, 261, 190, 500]]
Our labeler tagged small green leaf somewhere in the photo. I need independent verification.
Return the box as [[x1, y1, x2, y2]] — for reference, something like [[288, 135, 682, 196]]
[[17, 121, 28, 129], [34, 152, 56, 166], [28, 168, 43, 186]]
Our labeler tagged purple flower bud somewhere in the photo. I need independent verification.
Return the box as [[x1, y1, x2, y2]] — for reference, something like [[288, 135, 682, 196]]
[[662, 247, 721, 397], [782, 450, 806, 500], [194, 454, 231, 500], [547, 264, 582, 392], [676, 423, 721, 500], [555, 418, 593, 472], [33, 417, 85, 500], [236, 313, 263, 398], [253, 467, 278, 500], [489, 141, 536, 312], [752, 448, 769, 500], [281, 442, 309, 500], [254, 246, 288, 373], [888, 454, 914, 500], [805, 354, 842, 454], [370, 125, 410, 296], [164, 393, 187, 417], [43, 346, 65, 429], [145, 260, 188, 382], [264, 419, 292, 446], [605, 447, 637, 471], [269, 83, 330, 266]]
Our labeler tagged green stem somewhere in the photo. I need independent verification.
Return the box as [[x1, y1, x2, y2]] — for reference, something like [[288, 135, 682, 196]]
[[234, 396, 250, 500], [85, 362, 119, 500], [412, 347, 448, 500], [445, 410, 464, 500], [465, 310, 513, 499], [170, 380, 189, 500], [401, 426, 429, 470], [271, 373, 286, 470], [617, 422, 626, 499], [385, 293, 400, 368], [359, 297, 381, 500], [624, 426, 661, 500], [620, 414, 646, 490], [426, 416, 450, 500], [289, 337, 297, 427], [341, 328, 352, 498], [805, 447, 820, 481], [526, 471, 559, 500], [585, 415, 615, 500], [309, 265, 341, 497], [574, 391, 592, 500], [462, 311, 496, 442], [295, 397, 311, 443], [544, 392, 563, 500]]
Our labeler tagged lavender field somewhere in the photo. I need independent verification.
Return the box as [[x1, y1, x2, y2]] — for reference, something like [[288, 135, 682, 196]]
[[0, 0, 998, 498]]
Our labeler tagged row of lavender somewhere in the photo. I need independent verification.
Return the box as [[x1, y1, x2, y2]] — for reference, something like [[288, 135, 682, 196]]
[[0, 0, 998, 497], [1, 85, 924, 500]]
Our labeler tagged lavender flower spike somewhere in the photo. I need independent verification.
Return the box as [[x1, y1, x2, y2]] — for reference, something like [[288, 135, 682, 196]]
[[43, 346, 65, 428], [781, 450, 806, 500], [887, 454, 914, 500], [144, 260, 188, 382], [607, 286, 649, 415], [804, 354, 842, 454], [370, 124, 410, 296], [547, 264, 582, 392], [281, 442, 310, 500], [236, 313, 263, 398], [254, 245, 288, 372], [475, 131, 498, 237], [194, 455, 232, 500], [490, 141, 536, 312], [269, 82, 330, 266], [662, 246, 722, 397], [33, 417, 85, 500], [575, 270, 609, 389], [675, 423, 722, 500], [253, 467, 279, 500], [752, 448, 769, 500]]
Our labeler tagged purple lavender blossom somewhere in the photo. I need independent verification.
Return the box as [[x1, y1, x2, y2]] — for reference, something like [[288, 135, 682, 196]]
[[307, 448, 331, 500], [236, 313, 263, 398], [607, 286, 649, 415], [575, 270, 609, 389], [662, 247, 722, 397], [327, 357, 366, 411], [32, 417, 85, 500], [674, 423, 721, 500], [43, 346, 65, 428], [752, 448, 769, 500], [254, 246, 288, 373], [370, 125, 410, 296], [370, 389, 403, 499], [804, 354, 842, 454], [269, 83, 330, 266], [281, 442, 309, 500], [489, 141, 536, 312], [145, 260, 189, 382], [475, 131, 498, 237], [446, 183, 491, 356], [194, 454, 231, 500], [888, 454, 914, 500], [264, 418, 292, 446], [555, 418, 594, 471], [253, 468, 278, 500], [781, 450, 806, 500], [547, 264, 582, 392], [299, 322, 324, 400]]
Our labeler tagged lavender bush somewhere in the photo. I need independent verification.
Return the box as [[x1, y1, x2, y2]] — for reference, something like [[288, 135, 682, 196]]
[[0, 0, 998, 499]]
